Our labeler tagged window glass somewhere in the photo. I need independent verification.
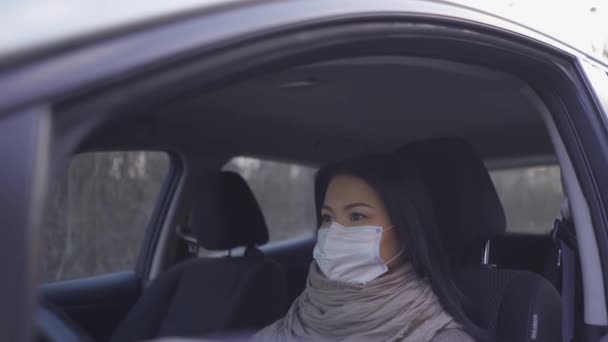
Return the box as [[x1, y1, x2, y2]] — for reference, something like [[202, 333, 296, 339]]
[[223, 157, 317, 241], [223, 159, 563, 238], [41, 151, 170, 282], [489, 165, 563, 234]]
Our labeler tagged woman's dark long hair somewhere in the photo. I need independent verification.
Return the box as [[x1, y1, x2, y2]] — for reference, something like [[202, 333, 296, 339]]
[[314, 153, 489, 341]]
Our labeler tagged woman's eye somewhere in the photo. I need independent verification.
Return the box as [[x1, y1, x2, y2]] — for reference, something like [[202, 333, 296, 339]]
[[350, 213, 366, 221]]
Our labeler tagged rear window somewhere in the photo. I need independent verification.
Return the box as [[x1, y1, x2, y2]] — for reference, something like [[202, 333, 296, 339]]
[[223, 157, 317, 241], [490, 165, 563, 235], [41, 151, 171, 282], [225, 158, 562, 238]]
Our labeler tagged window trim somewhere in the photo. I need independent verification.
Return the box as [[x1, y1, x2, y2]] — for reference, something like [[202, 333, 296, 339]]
[[135, 152, 183, 278]]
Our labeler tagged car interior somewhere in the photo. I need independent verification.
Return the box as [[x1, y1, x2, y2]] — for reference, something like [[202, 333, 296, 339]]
[[37, 30, 598, 341]]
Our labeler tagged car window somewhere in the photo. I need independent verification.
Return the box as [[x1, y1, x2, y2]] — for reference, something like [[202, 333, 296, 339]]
[[223, 157, 317, 242], [41, 151, 171, 283], [490, 165, 563, 235], [223, 158, 563, 238]]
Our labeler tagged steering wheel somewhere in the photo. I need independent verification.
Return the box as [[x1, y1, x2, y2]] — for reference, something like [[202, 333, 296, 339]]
[[37, 303, 91, 342]]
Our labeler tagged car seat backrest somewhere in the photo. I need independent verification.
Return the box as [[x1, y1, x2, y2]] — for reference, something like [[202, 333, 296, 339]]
[[397, 138, 506, 266], [396, 138, 561, 342], [190, 171, 269, 251], [110, 171, 287, 342]]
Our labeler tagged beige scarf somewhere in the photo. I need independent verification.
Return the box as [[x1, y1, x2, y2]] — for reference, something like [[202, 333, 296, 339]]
[[254, 262, 464, 342]]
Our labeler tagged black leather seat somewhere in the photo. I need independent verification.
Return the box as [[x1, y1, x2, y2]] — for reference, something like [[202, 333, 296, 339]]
[[396, 138, 561, 342], [110, 171, 287, 342]]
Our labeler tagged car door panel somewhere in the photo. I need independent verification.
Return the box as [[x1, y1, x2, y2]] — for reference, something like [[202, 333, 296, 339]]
[[40, 271, 141, 342]]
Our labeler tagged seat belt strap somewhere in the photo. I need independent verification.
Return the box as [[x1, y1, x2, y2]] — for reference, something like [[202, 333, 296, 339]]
[[553, 218, 576, 342]]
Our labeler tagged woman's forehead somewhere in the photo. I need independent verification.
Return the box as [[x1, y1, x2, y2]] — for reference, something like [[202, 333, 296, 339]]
[[324, 175, 383, 208]]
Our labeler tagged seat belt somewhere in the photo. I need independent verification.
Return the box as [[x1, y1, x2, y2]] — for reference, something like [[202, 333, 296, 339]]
[[552, 200, 578, 342]]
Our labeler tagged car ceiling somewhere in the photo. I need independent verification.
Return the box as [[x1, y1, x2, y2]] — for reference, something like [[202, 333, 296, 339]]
[[85, 56, 553, 165]]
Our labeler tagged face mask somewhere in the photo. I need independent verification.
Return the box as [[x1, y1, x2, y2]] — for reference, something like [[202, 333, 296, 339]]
[[313, 221, 404, 284]]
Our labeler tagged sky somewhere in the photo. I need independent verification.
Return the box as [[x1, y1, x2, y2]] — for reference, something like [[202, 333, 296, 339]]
[[1, 0, 607, 62]]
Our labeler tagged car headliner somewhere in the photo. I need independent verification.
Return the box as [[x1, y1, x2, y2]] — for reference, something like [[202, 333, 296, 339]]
[[85, 56, 553, 166]]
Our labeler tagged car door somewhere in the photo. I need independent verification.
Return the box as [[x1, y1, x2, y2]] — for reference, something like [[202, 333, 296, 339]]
[[2, 1, 608, 341]]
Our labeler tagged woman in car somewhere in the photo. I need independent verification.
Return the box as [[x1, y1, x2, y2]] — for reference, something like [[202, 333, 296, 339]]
[[255, 154, 487, 341]]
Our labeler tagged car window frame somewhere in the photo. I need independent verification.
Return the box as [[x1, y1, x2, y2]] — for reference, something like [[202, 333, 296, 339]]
[[136, 152, 183, 278]]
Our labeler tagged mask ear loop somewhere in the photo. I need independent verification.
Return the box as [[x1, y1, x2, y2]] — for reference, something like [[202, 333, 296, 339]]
[[385, 248, 406, 266], [383, 225, 395, 232], [381, 225, 404, 266], [382, 226, 405, 266]]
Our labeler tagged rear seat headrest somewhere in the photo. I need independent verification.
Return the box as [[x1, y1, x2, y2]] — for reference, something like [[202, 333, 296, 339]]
[[190, 171, 269, 250], [395, 138, 506, 259]]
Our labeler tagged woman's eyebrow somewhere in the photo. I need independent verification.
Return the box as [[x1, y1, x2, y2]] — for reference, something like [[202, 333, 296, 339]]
[[322, 204, 334, 212], [344, 202, 374, 210]]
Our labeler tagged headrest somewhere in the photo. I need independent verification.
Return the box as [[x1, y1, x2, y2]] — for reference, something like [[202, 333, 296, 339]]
[[190, 171, 269, 250], [395, 138, 506, 258]]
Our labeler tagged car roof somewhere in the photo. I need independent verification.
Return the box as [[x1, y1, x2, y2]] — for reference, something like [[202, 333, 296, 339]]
[[1, 0, 606, 68], [0, 0, 242, 60], [2, 0, 603, 170]]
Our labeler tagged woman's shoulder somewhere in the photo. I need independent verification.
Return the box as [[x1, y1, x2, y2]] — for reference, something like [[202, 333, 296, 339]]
[[431, 328, 475, 342]]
